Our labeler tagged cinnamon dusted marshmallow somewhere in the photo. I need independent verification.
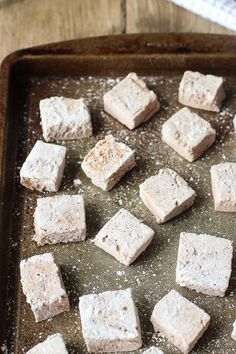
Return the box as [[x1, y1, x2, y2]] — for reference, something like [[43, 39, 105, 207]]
[[143, 347, 164, 354], [20, 253, 69, 322], [162, 107, 216, 162], [40, 96, 92, 141], [176, 232, 233, 297], [81, 135, 136, 191], [151, 290, 210, 354], [140, 168, 196, 224], [232, 320, 236, 341], [103, 72, 160, 129], [179, 71, 225, 112], [26, 334, 68, 354], [94, 208, 154, 266], [211, 162, 236, 212], [20, 140, 66, 192], [79, 288, 142, 352], [34, 194, 86, 246]]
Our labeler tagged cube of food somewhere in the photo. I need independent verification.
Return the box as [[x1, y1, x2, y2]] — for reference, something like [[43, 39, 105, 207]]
[[103, 72, 160, 129], [233, 115, 236, 131], [139, 168, 196, 224], [20, 140, 66, 192], [81, 135, 136, 191], [232, 320, 236, 341], [151, 289, 210, 354], [26, 333, 68, 354], [161, 107, 216, 162], [20, 253, 69, 322], [34, 194, 86, 246], [143, 347, 164, 354], [179, 71, 225, 112], [79, 288, 142, 352], [40, 96, 93, 142], [211, 163, 236, 212], [94, 208, 154, 266], [176, 232, 233, 297]]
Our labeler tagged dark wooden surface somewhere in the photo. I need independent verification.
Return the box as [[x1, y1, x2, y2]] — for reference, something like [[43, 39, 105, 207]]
[[0, 0, 234, 64]]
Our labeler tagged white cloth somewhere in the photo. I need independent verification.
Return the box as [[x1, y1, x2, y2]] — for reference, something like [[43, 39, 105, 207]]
[[169, 0, 236, 31]]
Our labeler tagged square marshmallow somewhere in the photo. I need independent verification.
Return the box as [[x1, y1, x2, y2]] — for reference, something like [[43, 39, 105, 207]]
[[26, 334, 68, 354], [20, 140, 66, 192], [140, 168, 196, 224], [211, 162, 236, 212], [176, 232, 233, 297], [143, 347, 164, 354], [40, 96, 93, 142], [103, 72, 160, 129], [151, 289, 210, 354], [81, 135, 136, 191], [34, 194, 86, 246], [162, 107, 216, 162], [232, 320, 236, 341], [79, 288, 142, 352], [20, 253, 69, 322], [179, 71, 225, 112], [94, 208, 154, 266]]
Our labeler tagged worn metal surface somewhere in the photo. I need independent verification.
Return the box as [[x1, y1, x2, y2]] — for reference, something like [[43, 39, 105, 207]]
[[0, 34, 235, 353]]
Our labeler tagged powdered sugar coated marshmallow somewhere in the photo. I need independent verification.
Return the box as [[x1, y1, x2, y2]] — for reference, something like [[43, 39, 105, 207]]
[[40, 96, 92, 141], [140, 168, 196, 224], [94, 208, 154, 266], [34, 194, 86, 246], [20, 140, 66, 192], [20, 253, 69, 322], [81, 135, 136, 191], [151, 289, 210, 354], [103, 72, 160, 129], [26, 333, 68, 354], [162, 107, 216, 162], [179, 71, 225, 112], [211, 162, 236, 212], [176, 232, 233, 297], [79, 288, 142, 352]]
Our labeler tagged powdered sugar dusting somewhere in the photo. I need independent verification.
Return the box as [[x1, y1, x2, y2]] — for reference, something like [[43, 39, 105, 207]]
[[2, 74, 236, 354]]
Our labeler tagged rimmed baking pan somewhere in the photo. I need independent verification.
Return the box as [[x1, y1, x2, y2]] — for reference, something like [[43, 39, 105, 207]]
[[0, 33, 235, 353]]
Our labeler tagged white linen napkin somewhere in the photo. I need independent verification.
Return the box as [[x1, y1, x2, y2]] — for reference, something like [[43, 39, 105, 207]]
[[169, 0, 236, 31]]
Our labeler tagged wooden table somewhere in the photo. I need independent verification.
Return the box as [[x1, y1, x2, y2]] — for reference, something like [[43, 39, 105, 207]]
[[0, 0, 234, 64]]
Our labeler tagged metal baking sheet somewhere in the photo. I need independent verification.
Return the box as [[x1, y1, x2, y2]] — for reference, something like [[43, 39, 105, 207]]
[[0, 34, 235, 353]]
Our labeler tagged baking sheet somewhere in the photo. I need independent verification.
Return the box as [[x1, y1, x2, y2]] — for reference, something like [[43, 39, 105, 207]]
[[0, 34, 235, 354]]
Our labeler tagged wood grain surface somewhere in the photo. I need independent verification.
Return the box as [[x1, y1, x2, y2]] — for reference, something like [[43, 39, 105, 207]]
[[0, 0, 234, 64], [0, 0, 122, 64]]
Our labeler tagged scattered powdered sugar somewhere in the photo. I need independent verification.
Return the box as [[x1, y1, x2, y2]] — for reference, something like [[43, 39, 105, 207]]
[[73, 177, 82, 186], [2, 74, 236, 353]]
